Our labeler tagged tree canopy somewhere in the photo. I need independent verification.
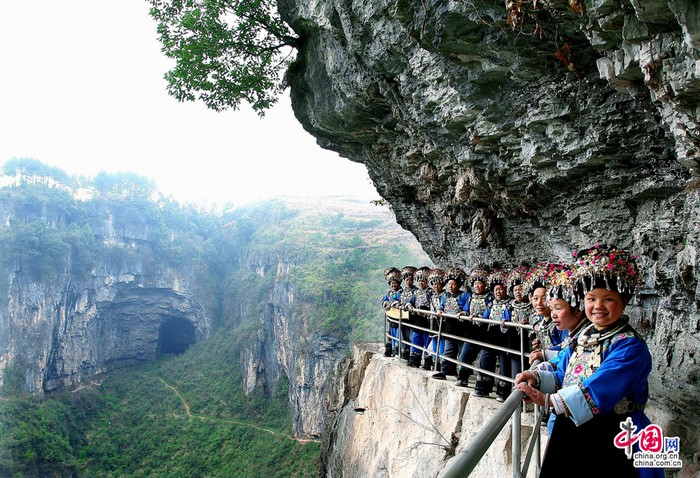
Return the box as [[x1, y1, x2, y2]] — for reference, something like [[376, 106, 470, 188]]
[[148, 0, 299, 114], [2, 158, 73, 187]]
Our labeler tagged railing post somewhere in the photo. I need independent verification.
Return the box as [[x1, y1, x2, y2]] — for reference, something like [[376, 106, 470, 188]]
[[385, 311, 390, 351], [513, 323, 524, 478], [512, 402, 521, 478], [520, 327, 526, 376], [435, 314, 444, 372], [535, 407, 542, 477]]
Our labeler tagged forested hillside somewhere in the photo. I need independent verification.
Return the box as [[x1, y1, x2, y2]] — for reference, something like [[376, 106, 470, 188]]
[[0, 158, 429, 476], [0, 329, 320, 478]]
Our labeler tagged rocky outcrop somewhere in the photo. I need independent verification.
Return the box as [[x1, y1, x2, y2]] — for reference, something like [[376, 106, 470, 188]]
[[282, 0, 700, 461], [0, 193, 213, 395], [323, 344, 543, 478]]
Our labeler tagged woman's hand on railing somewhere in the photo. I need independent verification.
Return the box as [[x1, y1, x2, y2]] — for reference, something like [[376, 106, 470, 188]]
[[514, 371, 545, 407], [515, 371, 538, 387], [515, 381, 546, 407], [528, 349, 544, 365]]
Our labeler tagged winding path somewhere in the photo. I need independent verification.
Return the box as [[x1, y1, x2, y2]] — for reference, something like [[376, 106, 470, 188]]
[[159, 378, 320, 445]]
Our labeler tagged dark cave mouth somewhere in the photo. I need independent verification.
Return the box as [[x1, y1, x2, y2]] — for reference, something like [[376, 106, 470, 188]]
[[157, 317, 196, 355]]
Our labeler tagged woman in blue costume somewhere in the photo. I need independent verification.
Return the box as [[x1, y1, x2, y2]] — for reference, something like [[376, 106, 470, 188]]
[[474, 269, 512, 401], [406, 266, 433, 367], [526, 263, 568, 366], [423, 268, 446, 371], [505, 266, 535, 384], [432, 267, 470, 380], [456, 266, 492, 387], [381, 267, 403, 357], [535, 266, 590, 435], [395, 266, 418, 361], [516, 245, 663, 478]]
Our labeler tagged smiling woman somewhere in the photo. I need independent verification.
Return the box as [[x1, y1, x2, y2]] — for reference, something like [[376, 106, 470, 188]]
[[516, 245, 663, 478], [0, 0, 379, 209]]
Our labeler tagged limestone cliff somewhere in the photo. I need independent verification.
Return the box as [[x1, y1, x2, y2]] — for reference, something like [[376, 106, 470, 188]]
[[239, 251, 348, 438], [281, 0, 700, 458], [0, 235, 211, 396], [0, 188, 427, 446]]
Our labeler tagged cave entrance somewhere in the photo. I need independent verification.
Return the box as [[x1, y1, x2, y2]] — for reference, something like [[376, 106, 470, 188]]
[[157, 318, 196, 355]]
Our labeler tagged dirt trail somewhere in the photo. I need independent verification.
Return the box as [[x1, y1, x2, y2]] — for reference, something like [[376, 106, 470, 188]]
[[159, 378, 320, 445]]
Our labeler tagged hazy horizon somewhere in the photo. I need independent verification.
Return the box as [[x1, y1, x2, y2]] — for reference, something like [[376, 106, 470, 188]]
[[0, 0, 381, 210]]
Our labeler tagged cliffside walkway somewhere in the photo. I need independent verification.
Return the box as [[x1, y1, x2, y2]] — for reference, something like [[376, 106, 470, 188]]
[[158, 378, 320, 445], [385, 308, 544, 477]]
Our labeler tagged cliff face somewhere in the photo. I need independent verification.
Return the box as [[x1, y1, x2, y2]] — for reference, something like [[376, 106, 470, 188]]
[[282, 0, 700, 453], [239, 252, 349, 438], [235, 198, 429, 438], [0, 246, 211, 396]]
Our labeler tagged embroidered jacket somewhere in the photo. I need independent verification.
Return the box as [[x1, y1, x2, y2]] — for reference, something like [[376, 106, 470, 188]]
[[510, 299, 535, 325], [538, 318, 651, 426], [485, 298, 511, 330], [382, 287, 402, 308], [410, 286, 433, 310], [468, 293, 492, 318], [438, 290, 470, 335], [396, 284, 418, 309], [532, 315, 568, 360]]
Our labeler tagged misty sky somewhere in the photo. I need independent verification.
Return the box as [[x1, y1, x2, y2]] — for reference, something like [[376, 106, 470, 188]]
[[0, 1, 380, 208]]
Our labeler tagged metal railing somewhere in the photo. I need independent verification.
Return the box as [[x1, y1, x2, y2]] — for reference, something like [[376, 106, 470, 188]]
[[439, 389, 545, 478], [384, 307, 544, 477], [385, 308, 531, 380]]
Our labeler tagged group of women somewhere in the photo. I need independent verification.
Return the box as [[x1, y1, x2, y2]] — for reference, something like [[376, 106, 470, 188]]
[[382, 244, 663, 478]]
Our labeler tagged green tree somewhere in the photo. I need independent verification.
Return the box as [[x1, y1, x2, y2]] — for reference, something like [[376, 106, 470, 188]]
[[1, 158, 73, 187], [0, 220, 69, 280], [92, 171, 155, 198], [148, 0, 299, 114]]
